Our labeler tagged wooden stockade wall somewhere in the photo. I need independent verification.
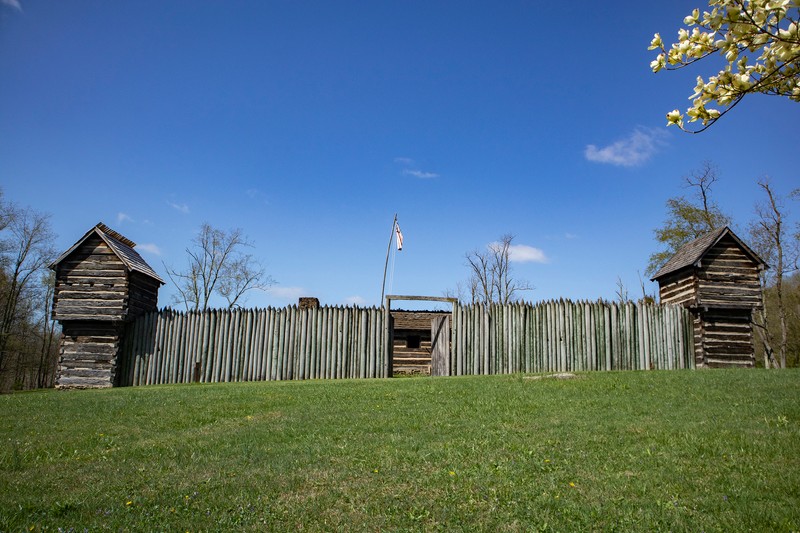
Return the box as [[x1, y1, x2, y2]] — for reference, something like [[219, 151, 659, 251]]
[[117, 301, 694, 386], [451, 301, 694, 374], [117, 306, 387, 386]]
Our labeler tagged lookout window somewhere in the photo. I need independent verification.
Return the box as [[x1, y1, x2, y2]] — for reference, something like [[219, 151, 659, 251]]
[[406, 335, 421, 349]]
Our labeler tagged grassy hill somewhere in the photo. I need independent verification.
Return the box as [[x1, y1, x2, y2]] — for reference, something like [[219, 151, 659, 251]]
[[2, 370, 799, 531]]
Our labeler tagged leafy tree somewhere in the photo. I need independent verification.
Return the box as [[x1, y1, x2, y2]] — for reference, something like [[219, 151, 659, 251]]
[[165, 223, 274, 311], [647, 162, 732, 276], [649, 0, 800, 132], [451, 234, 533, 305], [748, 179, 799, 368]]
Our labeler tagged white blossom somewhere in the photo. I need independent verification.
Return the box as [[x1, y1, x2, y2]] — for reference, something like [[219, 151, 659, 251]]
[[651, 0, 800, 132]]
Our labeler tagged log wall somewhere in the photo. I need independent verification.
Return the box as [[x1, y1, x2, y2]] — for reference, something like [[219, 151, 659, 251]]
[[53, 234, 129, 322], [392, 311, 451, 330], [698, 308, 755, 367], [57, 321, 124, 388], [696, 235, 762, 309], [127, 272, 161, 319], [658, 273, 697, 307]]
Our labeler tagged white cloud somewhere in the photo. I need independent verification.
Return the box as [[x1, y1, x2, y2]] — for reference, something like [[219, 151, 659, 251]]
[[395, 157, 439, 179], [117, 212, 133, 224], [1, 0, 22, 11], [505, 244, 548, 263], [403, 169, 439, 179], [269, 286, 307, 302], [168, 201, 190, 214], [246, 188, 269, 202], [136, 243, 162, 256], [344, 295, 367, 306], [585, 127, 668, 167], [565, 233, 578, 240]]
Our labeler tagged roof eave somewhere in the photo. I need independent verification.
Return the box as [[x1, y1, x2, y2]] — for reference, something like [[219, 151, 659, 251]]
[[651, 226, 769, 282], [50, 224, 166, 285]]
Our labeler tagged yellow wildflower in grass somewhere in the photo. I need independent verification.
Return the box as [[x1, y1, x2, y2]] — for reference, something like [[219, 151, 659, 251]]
[[569, 482, 576, 488], [449, 471, 456, 476], [125, 501, 133, 506]]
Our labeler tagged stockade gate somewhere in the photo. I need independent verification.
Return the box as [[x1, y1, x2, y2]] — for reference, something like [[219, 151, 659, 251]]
[[115, 297, 695, 387]]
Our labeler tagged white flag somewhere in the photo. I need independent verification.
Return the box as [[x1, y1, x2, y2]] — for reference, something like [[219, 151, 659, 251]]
[[395, 222, 404, 251]]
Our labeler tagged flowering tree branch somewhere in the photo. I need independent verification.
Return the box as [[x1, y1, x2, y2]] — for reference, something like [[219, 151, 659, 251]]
[[649, 0, 799, 132]]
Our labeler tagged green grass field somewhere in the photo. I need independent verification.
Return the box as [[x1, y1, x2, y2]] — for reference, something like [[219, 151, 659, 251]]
[[1, 370, 799, 532]]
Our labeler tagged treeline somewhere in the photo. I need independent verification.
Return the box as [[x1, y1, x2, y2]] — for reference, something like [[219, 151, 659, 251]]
[[756, 272, 800, 367], [0, 190, 60, 392]]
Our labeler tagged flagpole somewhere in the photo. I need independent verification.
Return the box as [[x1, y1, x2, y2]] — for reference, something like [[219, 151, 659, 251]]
[[380, 214, 397, 305]]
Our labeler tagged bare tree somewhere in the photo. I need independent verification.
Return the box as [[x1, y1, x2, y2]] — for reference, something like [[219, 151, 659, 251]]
[[0, 202, 56, 377], [748, 179, 799, 369], [164, 223, 274, 311], [36, 271, 59, 388], [648, 162, 732, 276], [686, 161, 723, 230], [637, 271, 656, 305], [460, 234, 533, 305], [615, 276, 629, 304]]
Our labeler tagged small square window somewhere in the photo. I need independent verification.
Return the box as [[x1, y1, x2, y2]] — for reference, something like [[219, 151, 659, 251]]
[[406, 335, 420, 349]]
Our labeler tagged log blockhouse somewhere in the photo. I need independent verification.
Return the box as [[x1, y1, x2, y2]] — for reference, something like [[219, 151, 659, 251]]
[[391, 310, 451, 375], [652, 227, 766, 368], [50, 223, 163, 388]]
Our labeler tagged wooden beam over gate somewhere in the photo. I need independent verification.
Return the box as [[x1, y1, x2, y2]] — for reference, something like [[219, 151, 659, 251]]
[[385, 295, 459, 304]]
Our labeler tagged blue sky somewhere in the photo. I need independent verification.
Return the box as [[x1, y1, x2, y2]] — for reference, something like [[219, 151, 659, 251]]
[[1, 1, 797, 310]]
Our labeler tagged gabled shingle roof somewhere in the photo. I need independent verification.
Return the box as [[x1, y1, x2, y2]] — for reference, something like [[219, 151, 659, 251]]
[[651, 226, 766, 281], [50, 222, 165, 284]]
